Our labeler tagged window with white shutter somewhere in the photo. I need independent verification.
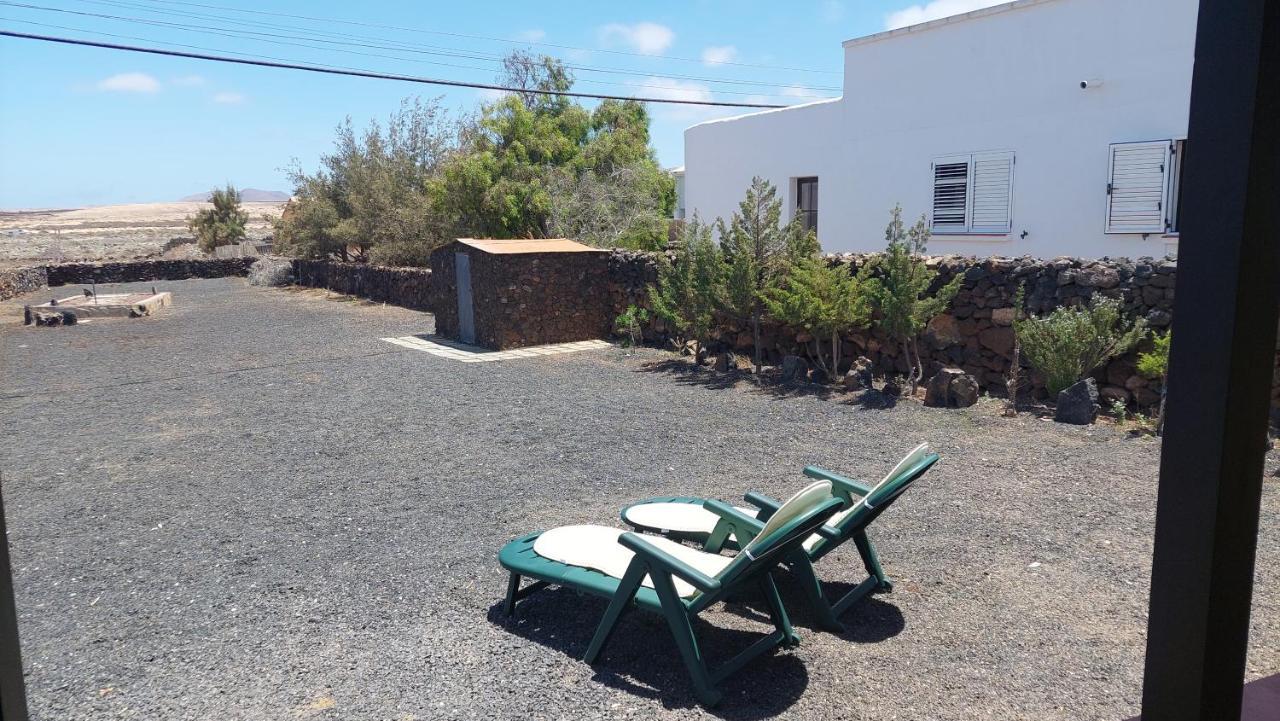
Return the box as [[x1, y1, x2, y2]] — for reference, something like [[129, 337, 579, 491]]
[[1106, 140, 1175, 234], [931, 151, 1014, 234]]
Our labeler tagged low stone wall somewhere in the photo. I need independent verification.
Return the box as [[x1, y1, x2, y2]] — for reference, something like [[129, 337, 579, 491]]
[[47, 258, 256, 286], [0, 266, 50, 301], [605, 252, 1177, 408], [291, 260, 435, 311]]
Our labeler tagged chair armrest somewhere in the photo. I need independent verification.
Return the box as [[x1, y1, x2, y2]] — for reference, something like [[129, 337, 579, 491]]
[[804, 466, 874, 498], [703, 499, 765, 534], [618, 533, 722, 594], [742, 491, 781, 520], [813, 524, 843, 541]]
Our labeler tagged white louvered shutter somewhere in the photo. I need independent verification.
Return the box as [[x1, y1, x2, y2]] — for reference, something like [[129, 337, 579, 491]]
[[970, 151, 1014, 233], [1106, 141, 1172, 233], [931, 155, 971, 233]]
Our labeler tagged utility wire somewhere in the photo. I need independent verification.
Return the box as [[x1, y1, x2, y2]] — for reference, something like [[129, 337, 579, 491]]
[[0, 30, 787, 107], [64, 0, 841, 93], [130, 0, 840, 75]]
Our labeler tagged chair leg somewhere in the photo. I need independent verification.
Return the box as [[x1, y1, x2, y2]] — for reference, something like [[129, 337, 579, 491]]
[[853, 531, 892, 591], [584, 560, 644, 664], [788, 554, 845, 633], [649, 570, 721, 706], [760, 570, 802, 647], [704, 522, 731, 554], [504, 573, 521, 616]]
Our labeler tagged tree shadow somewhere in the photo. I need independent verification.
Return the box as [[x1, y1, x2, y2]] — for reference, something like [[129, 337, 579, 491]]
[[636, 359, 848, 402], [488, 587, 809, 718], [843, 388, 899, 410]]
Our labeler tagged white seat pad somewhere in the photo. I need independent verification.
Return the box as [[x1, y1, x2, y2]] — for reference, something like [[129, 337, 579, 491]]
[[533, 524, 733, 599], [622, 502, 758, 535]]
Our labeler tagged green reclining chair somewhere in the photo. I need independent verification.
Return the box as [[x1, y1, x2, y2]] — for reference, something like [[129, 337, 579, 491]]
[[620, 443, 938, 632], [498, 481, 844, 707]]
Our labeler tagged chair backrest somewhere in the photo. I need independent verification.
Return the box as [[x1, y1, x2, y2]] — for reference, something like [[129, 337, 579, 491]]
[[715, 481, 842, 584], [825, 443, 932, 526], [834, 451, 938, 537]]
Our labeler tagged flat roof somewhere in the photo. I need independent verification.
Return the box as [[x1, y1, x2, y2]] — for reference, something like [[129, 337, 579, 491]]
[[843, 0, 1061, 48], [455, 238, 605, 254]]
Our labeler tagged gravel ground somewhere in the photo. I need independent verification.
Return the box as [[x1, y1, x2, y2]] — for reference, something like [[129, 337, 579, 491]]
[[1, 277, 1276, 721]]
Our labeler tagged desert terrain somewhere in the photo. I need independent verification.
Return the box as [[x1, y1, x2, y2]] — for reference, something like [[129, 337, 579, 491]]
[[0, 201, 286, 266]]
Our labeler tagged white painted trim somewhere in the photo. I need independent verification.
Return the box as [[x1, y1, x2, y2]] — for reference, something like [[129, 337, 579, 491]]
[[843, 0, 1063, 48]]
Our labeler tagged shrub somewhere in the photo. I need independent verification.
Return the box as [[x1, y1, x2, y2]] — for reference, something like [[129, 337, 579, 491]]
[[187, 184, 248, 252], [247, 256, 294, 287], [863, 206, 961, 393], [1014, 296, 1148, 396], [649, 215, 721, 358], [764, 256, 871, 380], [1138, 330, 1172, 433], [614, 305, 649, 348]]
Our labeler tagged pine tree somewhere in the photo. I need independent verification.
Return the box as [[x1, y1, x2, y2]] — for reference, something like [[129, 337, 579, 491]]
[[716, 177, 809, 373], [648, 215, 722, 360], [865, 206, 962, 394], [764, 256, 871, 380]]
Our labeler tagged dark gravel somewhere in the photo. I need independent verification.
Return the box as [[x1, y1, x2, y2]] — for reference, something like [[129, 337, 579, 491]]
[[1, 277, 1276, 721]]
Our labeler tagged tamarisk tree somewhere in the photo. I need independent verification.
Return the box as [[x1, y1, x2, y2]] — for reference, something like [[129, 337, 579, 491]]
[[865, 206, 962, 394], [717, 177, 815, 373]]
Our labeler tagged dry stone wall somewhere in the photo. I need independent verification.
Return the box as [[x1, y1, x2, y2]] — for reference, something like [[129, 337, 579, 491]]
[[291, 260, 434, 311], [0, 266, 49, 301], [46, 258, 256, 286]]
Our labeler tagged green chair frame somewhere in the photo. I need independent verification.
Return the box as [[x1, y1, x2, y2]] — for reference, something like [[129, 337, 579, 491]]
[[621, 453, 939, 633], [499, 495, 844, 706]]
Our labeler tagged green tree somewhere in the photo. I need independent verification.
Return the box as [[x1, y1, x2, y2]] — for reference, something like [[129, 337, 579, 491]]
[[187, 184, 248, 252], [864, 206, 962, 393], [1137, 330, 1172, 433], [717, 177, 814, 373], [764, 256, 871, 380], [649, 215, 722, 359], [1014, 296, 1149, 396]]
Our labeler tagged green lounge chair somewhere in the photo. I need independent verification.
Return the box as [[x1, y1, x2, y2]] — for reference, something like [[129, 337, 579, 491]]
[[498, 481, 844, 706], [619, 443, 939, 632]]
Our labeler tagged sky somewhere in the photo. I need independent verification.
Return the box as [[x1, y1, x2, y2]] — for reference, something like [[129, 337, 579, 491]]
[[0, 0, 1007, 208]]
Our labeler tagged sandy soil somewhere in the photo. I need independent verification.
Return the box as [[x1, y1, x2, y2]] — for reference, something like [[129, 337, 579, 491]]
[[0, 201, 285, 265]]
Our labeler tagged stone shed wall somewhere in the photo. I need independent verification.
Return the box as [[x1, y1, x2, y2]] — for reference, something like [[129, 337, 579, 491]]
[[431, 246, 613, 349], [605, 252, 1178, 408]]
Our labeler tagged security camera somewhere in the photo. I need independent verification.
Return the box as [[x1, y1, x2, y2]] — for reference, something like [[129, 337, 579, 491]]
[[1080, 78, 1104, 90]]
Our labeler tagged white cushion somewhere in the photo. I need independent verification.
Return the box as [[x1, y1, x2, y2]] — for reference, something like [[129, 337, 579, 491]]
[[742, 480, 833, 556], [532, 524, 733, 599], [622, 502, 758, 535], [801, 442, 932, 552]]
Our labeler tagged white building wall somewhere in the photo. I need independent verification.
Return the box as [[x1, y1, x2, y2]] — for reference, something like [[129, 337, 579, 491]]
[[683, 0, 1199, 259]]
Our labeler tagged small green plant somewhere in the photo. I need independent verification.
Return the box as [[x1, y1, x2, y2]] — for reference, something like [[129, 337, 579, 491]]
[[1014, 296, 1148, 396], [614, 304, 649, 349], [1137, 330, 1171, 434], [864, 206, 962, 394], [1109, 397, 1129, 423], [187, 184, 248, 251], [1003, 283, 1027, 417], [763, 256, 871, 381]]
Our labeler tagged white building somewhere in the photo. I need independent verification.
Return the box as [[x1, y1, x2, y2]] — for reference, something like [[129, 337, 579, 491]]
[[681, 0, 1198, 259]]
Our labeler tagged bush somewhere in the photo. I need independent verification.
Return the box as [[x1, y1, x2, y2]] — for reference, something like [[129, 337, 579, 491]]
[[247, 256, 294, 287], [188, 184, 248, 252], [1014, 296, 1148, 396], [614, 305, 649, 348]]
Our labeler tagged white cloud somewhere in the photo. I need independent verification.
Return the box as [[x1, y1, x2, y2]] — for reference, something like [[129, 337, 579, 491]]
[[514, 28, 545, 43], [212, 91, 246, 105], [700, 45, 737, 66], [96, 72, 160, 93], [598, 22, 675, 55], [885, 0, 1008, 30], [476, 87, 511, 102], [780, 85, 829, 99], [821, 1, 846, 22], [172, 75, 205, 87], [637, 76, 713, 104]]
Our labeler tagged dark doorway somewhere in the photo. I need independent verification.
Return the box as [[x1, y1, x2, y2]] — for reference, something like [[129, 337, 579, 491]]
[[796, 177, 818, 233]]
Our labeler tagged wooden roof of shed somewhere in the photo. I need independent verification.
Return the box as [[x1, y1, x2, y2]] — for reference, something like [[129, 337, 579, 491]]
[[455, 238, 604, 254]]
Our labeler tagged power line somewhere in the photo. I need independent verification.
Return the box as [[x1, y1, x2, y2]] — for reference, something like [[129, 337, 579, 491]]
[[129, 0, 840, 75], [0, 2, 835, 98], [67, 0, 843, 93], [0, 30, 787, 108]]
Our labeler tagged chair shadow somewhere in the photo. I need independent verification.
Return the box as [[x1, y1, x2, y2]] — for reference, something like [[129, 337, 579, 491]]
[[487, 586, 809, 719], [721, 570, 907, 643]]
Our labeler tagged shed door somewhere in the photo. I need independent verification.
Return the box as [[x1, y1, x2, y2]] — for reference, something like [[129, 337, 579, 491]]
[[454, 252, 475, 345]]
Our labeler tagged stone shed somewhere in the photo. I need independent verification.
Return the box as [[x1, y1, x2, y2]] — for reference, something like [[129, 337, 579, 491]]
[[429, 238, 611, 350]]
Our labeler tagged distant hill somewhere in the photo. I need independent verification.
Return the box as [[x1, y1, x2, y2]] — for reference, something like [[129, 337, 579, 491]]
[[180, 189, 291, 202]]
